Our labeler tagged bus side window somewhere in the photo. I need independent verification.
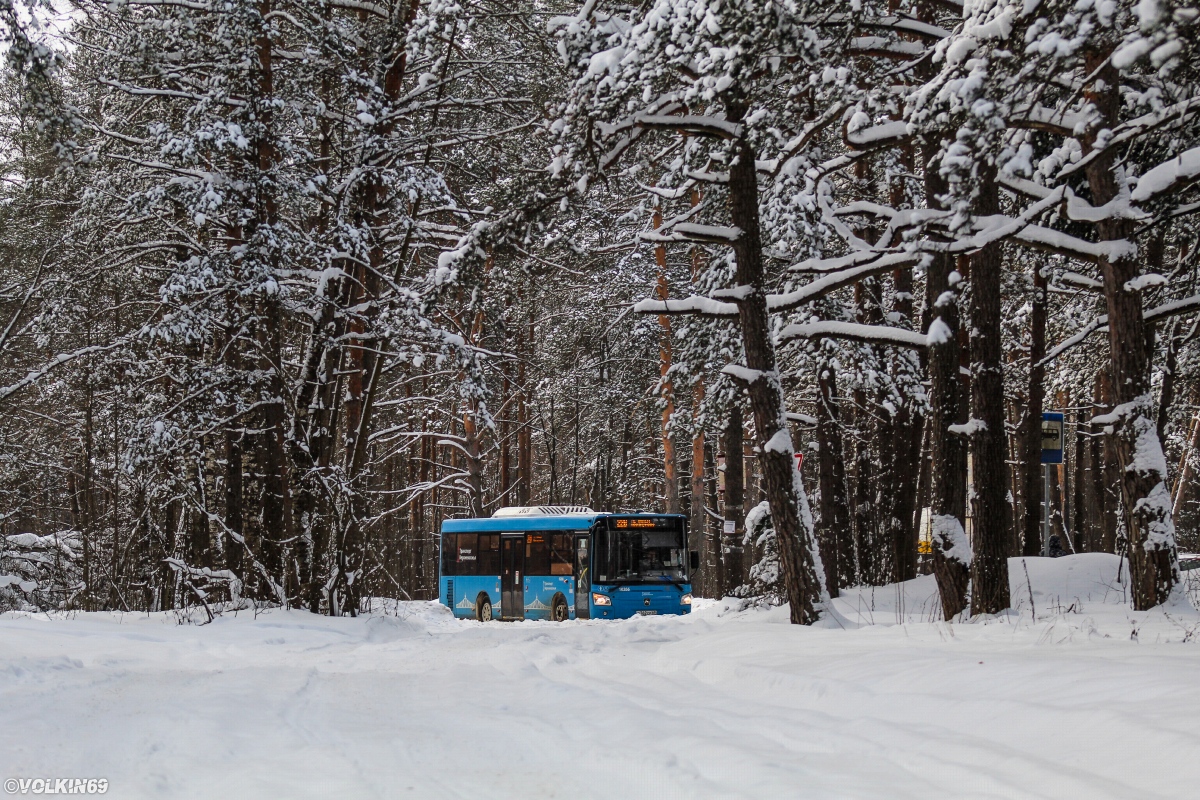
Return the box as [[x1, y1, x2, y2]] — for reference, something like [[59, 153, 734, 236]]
[[478, 534, 500, 575], [456, 533, 479, 575], [550, 534, 573, 576], [526, 534, 550, 575], [442, 534, 457, 576]]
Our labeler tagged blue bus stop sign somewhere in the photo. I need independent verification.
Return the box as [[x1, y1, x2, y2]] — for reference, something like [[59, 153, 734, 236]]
[[1041, 412, 1065, 464]]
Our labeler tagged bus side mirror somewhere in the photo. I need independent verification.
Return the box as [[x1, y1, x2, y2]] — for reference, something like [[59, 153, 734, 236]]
[[689, 551, 700, 570]]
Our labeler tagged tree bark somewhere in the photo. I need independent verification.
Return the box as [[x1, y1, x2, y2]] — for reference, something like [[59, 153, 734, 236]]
[[654, 207, 680, 514], [500, 368, 512, 504], [1072, 408, 1089, 551], [1173, 400, 1200, 519], [726, 115, 824, 624], [887, 401, 922, 583], [968, 169, 1011, 616], [688, 187, 709, 590], [885, 155, 922, 584], [922, 149, 970, 620], [853, 280, 882, 584], [221, 290, 247, 588], [702, 441, 721, 597], [1084, 48, 1179, 608], [517, 314, 533, 506], [816, 353, 853, 595], [1158, 318, 1180, 445], [256, 296, 291, 604], [461, 413, 486, 518], [722, 407, 746, 596], [1021, 261, 1047, 557], [913, 420, 933, 570], [1086, 405, 1107, 553], [691, 382, 707, 591]]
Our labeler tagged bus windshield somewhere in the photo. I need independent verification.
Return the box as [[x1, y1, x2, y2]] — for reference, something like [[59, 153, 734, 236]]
[[594, 519, 687, 584]]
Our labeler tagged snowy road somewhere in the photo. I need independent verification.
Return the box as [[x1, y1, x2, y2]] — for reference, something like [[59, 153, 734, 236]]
[[2, 555, 1199, 799]]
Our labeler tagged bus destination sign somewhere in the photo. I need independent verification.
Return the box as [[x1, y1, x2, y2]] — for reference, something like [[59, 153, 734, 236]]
[[611, 516, 677, 530]]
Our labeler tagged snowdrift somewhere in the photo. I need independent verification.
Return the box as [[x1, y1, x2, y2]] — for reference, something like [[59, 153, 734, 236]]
[[1, 554, 1197, 799]]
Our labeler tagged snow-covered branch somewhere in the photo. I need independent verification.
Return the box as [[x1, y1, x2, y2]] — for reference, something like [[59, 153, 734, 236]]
[[778, 320, 927, 349], [1131, 147, 1200, 205], [768, 253, 920, 312], [598, 113, 743, 141], [1039, 295, 1200, 367], [632, 296, 739, 318]]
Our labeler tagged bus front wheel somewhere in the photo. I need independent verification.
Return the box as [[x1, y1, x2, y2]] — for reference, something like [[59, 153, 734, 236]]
[[476, 593, 493, 622], [551, 594, 569, 622]]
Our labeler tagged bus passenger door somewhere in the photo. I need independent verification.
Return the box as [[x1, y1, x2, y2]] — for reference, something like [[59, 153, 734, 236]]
[[574, 535, 589, 619], [501, 535, 524, 619]]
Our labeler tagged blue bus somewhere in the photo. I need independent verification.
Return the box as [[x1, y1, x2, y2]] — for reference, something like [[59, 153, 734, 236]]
[[438, 507, 697, 621]]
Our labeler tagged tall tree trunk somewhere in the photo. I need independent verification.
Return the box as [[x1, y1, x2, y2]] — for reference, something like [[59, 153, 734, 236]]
[[913, 420, 933, 570], [853, 278, 882, 583], [461, 408, 486, 518], [1086, 410, 1106, 552], [1173, 399, 1200, 519], [963, 172, 1011, 613], [287, 58, 342, 608], [885, 155, 922, 583], [816, 353, 853, 595], [1084, 49, 1179, 607], [1022, 261, 1047, 557], [458, 256, 492, 519], [517, 315, 533, 506], [888, 401, 922, 583], [726, 113, 824, 624], [1073, 408, 1090, 551], [721, 407, 746, 596], [413, 429, 432, 561], [336, 264, 370, 615], [653, 207, 680, 514], [108, 413, 123, 609], [691, 382, 707, 591], [851, 394, 876, 582], [500, 368, 512, 505], [968, 169, 1011, 616], [1096, 369, 1119, 553], [1152, 236, 1176, 443], [703, 441, 721, 597], [742, 439, 759, 587], [290, 267, 342, 611], [687, 186, 708, 586], [923, 152, 970, 620], [258, 297, 291, 603], [1050, 463, 1070, 552], [332, 0, 425, 616], [223, 292, 247, 586], [80, 383, 95, 610]]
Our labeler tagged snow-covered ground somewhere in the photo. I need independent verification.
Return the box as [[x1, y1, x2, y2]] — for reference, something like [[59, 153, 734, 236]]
[[2, 554, 1199, 799]]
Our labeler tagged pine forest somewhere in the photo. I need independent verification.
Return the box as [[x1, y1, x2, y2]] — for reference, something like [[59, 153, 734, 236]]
[[3, 0, 1199, 623]]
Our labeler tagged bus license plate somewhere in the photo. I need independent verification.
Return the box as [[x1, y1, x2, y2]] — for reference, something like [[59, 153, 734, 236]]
[[636, 609, 658, 615]]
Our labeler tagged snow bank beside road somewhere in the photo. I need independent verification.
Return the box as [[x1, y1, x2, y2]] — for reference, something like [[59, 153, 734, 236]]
[[1, 555, 1198, 799], [831, 552, 1199, 631]]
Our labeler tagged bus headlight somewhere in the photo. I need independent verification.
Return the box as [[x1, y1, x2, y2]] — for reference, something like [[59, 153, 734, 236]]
[[680, 593, 693, 605], [592, 592, 612, 606]]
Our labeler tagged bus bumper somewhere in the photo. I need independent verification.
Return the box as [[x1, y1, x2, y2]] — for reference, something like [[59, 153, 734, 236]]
[[590, 584, 692, 619]]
